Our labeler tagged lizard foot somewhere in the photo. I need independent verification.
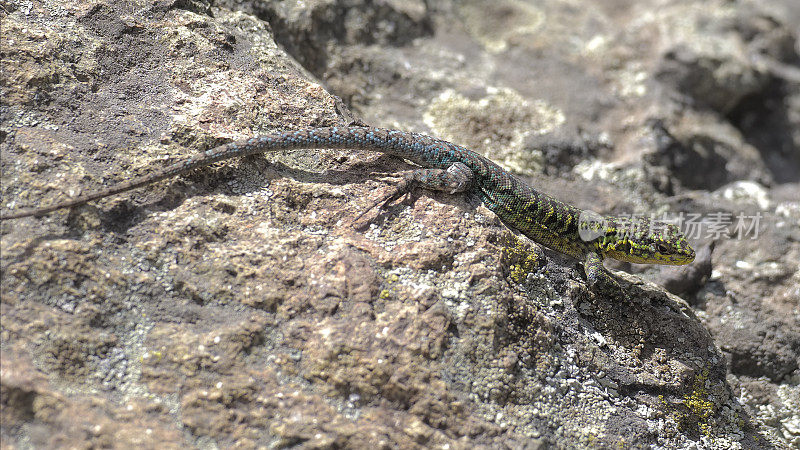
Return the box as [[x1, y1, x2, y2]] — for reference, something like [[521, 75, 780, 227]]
[[351, 173, 415, 227]]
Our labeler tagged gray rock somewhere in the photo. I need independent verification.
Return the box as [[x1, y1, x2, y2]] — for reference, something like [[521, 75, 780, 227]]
[[1, 0, 797, 448]]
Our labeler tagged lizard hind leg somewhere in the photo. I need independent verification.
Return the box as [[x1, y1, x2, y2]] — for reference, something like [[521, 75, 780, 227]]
[[353, 162, 475, 225], [411, 162, 474, 194]]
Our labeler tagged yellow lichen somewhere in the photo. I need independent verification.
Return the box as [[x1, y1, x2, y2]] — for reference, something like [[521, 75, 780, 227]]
[[660, 368, 718, 436], [683, 369, 716, 435], [501, 237, 542, 284]]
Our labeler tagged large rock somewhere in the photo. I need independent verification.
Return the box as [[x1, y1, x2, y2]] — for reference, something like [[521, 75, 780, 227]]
[[1, 0, 797, 448]]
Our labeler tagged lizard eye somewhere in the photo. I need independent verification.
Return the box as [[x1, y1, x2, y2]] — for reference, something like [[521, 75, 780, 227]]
[[656, 243, 669, 254]]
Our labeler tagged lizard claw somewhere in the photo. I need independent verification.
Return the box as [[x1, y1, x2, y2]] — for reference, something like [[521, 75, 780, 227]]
[[351, 176, 415, 228], [368, 170, 413, 183]]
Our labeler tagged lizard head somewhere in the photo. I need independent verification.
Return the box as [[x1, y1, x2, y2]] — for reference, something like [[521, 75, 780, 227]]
[[594, 216, 695, 265]]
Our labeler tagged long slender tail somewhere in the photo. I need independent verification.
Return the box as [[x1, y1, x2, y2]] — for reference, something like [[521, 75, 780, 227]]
[[0, 127, 442, 220], [0, 138, 264, 220]]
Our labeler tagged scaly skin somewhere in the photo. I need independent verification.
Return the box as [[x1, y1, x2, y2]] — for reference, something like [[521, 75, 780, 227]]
[[0, 127, 696, 286]]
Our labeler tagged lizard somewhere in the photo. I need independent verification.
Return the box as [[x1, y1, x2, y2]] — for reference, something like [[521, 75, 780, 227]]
[[0, 126, 695, 288]]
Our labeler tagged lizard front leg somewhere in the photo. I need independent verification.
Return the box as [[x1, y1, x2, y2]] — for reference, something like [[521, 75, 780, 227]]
[[585, 251, 624, 290], [584, 251, 631, 299]]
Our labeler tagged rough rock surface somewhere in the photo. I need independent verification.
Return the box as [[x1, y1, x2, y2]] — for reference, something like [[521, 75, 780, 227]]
[[1, 0, 798, 448]]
